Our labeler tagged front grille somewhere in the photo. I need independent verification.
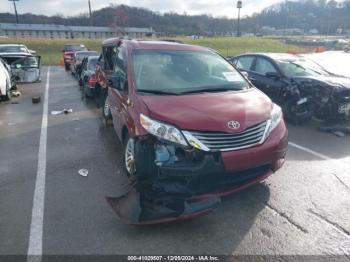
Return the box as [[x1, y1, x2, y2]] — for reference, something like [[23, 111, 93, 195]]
[[188, 121, 269, 152]]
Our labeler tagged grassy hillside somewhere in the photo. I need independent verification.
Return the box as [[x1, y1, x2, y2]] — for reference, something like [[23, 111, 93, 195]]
[[0, 37, 305, 65]]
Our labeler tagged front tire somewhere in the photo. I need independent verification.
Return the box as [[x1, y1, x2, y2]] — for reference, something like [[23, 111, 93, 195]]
[[123, 135, 137, 182], [282, 98, 312, 125], [2, 83, 11, 101]]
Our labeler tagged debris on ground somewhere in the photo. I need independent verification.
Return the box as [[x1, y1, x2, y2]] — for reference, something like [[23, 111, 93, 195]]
[[78, 169, 89, 177], [11, 91, 21, 97], [32, 96, 41, 104], [51, 108, 73, 115], [319, 125, 350, 137]]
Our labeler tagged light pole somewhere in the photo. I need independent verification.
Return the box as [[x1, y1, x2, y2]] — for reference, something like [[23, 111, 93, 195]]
[[236, 1, 242, 37], [8, 0, 19, 24], [88, 0, 93, 26], [284, 0, 290, 36]]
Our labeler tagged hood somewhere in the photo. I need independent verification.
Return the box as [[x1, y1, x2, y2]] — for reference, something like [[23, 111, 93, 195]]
[[292, 75, 350, 90], [140, 88, 272, 133]]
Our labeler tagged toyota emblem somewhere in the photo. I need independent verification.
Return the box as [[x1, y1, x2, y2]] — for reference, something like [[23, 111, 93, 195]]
[[227, 120, 240, 130]]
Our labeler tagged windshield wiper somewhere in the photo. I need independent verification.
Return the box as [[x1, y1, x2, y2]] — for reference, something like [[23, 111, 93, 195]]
[[137, 89, 179, 95], [180, 87, 240, 95]]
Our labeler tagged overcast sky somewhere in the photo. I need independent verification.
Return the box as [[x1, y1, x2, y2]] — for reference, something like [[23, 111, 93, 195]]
[[0, 0, 282, 18]]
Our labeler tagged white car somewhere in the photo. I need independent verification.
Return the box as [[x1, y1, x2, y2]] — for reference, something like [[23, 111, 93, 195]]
[[0, 58, 11, 101], [0, 44, 35, 55]]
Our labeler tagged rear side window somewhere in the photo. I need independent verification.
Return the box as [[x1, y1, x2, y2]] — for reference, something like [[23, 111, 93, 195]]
[[88, 58, 98, 70], [254, 58, 277, 75], [236, 56, 254, 71], [103, 46, 117, 70]]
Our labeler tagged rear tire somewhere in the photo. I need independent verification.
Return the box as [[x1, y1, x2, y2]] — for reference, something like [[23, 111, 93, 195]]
[[82, 82, 91, 101], [102, 97, 111, 119], [64, 62, 70, 71], [94, 84, 103, 108], [102, 95, 112, 126]]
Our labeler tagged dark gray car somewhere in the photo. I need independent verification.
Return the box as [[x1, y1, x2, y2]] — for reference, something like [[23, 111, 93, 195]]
[[230, 53, 350, 124], [80, 55, 99, 99]]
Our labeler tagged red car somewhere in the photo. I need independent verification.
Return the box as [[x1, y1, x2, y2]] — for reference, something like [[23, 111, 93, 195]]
[[61, 44, 88, 71], [104, 39, 288, 224]]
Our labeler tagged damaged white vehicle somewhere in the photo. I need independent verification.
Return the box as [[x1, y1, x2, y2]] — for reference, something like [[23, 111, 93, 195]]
[[0, 44, 41, 83], [0, 58, 11, 101], [0, 54, 41, 83]]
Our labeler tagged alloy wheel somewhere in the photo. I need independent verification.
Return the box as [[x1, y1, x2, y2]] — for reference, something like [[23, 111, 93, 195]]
[[125, 138, 136, 175], [103, 100, 110, 118]]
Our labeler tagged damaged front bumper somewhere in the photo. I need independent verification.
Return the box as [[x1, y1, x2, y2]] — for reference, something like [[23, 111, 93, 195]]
[[107, 121, 288, 225]]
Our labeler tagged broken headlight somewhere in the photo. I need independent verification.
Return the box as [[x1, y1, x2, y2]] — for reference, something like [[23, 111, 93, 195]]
[[267, 104, 283, 135], [140, 114, 188, 146]]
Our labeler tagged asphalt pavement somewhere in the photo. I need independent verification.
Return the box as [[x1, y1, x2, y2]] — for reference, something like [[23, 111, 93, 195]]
[[0, 66, 349, 259]]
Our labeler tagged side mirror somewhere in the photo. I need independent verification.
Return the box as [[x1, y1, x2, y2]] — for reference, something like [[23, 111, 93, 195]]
[[29, 50, 37, 54], [61, 49, 65, 52], [107, 75, 121, 89], [265, 72, 280, 80], [241, 71, 249, 78]]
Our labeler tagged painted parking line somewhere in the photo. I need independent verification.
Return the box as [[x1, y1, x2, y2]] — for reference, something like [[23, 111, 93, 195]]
[[288, 141, 332, 160], [27, 67, 50, 262]]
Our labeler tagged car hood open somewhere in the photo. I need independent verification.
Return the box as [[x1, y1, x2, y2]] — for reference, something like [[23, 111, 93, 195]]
[[140, 88, 272, 133]]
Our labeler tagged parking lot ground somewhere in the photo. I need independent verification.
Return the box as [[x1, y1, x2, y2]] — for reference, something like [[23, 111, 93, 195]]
[[0, 66, 349, 257]]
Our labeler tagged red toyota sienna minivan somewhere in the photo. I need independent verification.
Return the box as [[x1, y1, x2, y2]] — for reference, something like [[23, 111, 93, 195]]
[[103, 39, 288, 224]]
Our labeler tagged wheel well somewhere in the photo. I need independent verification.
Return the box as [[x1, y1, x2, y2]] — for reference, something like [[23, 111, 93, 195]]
[[122, 126, 128, 143]]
